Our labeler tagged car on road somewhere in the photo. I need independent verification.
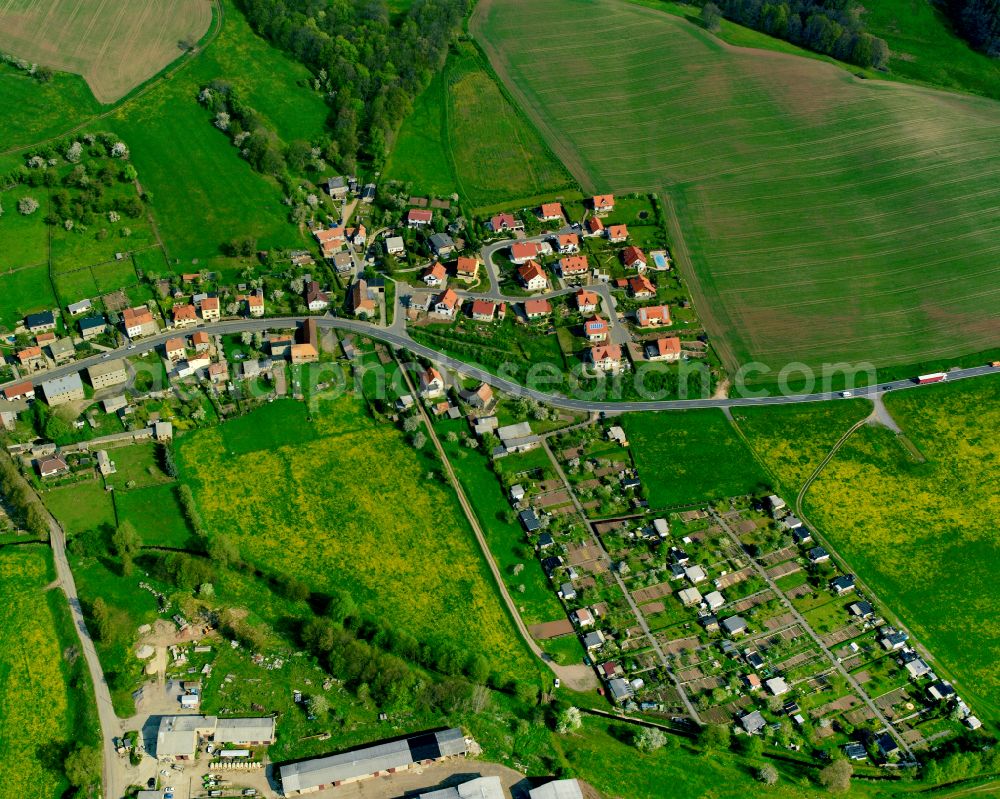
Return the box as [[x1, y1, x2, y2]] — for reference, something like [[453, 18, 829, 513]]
[[841, 391, 853, 398], [554, 678, 561, 689], [102, 353, 111, 358], [128, 344, 136, 350]]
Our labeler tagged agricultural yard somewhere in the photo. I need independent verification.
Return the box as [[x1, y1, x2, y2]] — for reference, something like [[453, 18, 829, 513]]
[[621, 409, 770, 508], [472, 0, 1000, 375], [0, 546, 95, 799], [178, 396, 536, 679], [385, 41, 576, 211], [798, 377, 1000, 720], [0, 0, 213, 103]]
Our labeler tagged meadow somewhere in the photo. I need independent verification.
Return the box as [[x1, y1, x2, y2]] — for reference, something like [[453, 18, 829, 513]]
[[178, 395, 536, 678], [472, 0, 1000, 374], [0, 547, 92, 799], [621, 409, 770, 507], [0, 63, 101, 151], [801, 376, 1000, 720], [0, 0, 213, 103], [385, 41, 576, 211]]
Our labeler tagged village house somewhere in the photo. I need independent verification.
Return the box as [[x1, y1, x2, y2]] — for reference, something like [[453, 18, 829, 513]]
[[678, 587, 702, 607], [164, 338, 187, 362], [79, 315, 107, 340], [3, 381, 35, 402], [208, 362, 227, 384], [384, 236, 405, 256], [423, 263, 447, 287], [304, 281, 330, 312], [585, 216, 604, 237], [123, 306, 158, 338], [470, 299, 499, 322], [25, 310, 56, 333], [808, 546, 830, 564], [721, 616, 748, 637], [510, 241, 542, 265], [589, 344, 624, 373], [830, 574, 857, 595], [636, 304, 671, 328], [571, 608, 595, 627], [67, 298, 92, 316], [555, 233, 580, 253], [523, 298, 552, 320], [461, 383, 495, 411], [627, 274, 656, 299], [38, 455, 69, 478], [247, 292, 264, 317], [434, 288, 459, 318], [487, 212, 523, 233], [646, 336, 681, 362], [420, 366, 445, 398], [607, 224, 628, 243], [47, 338, 75, 364], [346, 224, 366, 247], [557, 255, 589, 280], [583, 630, 606, 651], [455, 256, 480, 283], [290, 343, 319, 364], [592, 194, 615, 214], [315, 227, 345, 259], [517, 261, 548, 292], [407, 208, 433, 228], [622, 245, 647, 271], [36, 331, 56, 347], [172, 304, 198, 327], [40, 373, 85, 407], [87, 359, 128, 389], [199, 297, 220, 321], [575, 289, 599, 313], [333, 251, 354, 272], [269, 334, 293, 359], [429, 232, 456, 258], [583, 315, 609, 342], [350, 280, 376, 318], [17, 346, 45, 371], [326, 175, 348, 199], [538, 202, 563, 221]]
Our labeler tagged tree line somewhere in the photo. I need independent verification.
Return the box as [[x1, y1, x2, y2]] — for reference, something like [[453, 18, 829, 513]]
[[701, 0, 890, 69], [946, 0, 1000, 56], [235, 0, 469, 173]]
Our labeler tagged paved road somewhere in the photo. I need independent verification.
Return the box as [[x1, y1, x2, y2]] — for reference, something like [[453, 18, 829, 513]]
[[4, 315, 997, 412], [710, 509, 914, 758]]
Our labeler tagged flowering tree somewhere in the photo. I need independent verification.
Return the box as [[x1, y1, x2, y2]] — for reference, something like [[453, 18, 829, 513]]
[[18, 197, 39, 215]]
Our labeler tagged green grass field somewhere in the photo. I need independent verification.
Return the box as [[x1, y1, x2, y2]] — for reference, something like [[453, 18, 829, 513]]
[[178, 395, 536, 679], [0, 63, 101, 151], [116, 484, 194, 549], [799, 377, 1000, 721], [621, 409, 770, 507], [0, 262, 57, 330], [0, 186, 49, 269], [472, 0, 1000, 374], [0, 547, 90, 799], [45, 480, 117, 535], [385, 41, 577, 211]]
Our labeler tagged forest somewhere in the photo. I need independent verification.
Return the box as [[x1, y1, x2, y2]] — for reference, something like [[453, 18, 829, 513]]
[[948, 0, 1000, 55]]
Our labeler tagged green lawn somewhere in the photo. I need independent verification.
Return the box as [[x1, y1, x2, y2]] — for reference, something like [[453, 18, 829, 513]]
[[0, 187, 48, 271], [116, 484, 195, 549], [622, 409, 771, 507], [44, 479, 117, 535], [0, 63, 101, 152], [0, 262, 57, 331], [218, 397, 317, 455], [472, 0, 1000, 374], [802, 376, 1000, 721], [103, 442, 170, 490]]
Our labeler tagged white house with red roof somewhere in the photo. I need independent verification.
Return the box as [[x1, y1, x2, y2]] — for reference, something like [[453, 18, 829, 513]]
[[607, 224, 628, 243], [488, 212, 523, 233], [420, 366, 445, 398], [172, 304, 198, 328], [423, 262, 447, 287], [434, 288, 459, 317], [646, 336, 681, 361], [510, 241, 542, 265], [636, 304, 672, 328], [584, 315, 609, 342], [589, 344, 624, 373], [628, 275, 656, 299], [575, 289, 599, 313], [622, 245, 647, 271], [523, 298, 552, 319], [555, 233, 580, 253], [455, 257, 480, 283], [517, 261, 549, 292], [557, 255, 589, 280], [200, 297, 220, 320], [538, 202, 563, 221], [407, 208, 433, 228], [592, 194, 615, 214], [585, 216, 605, 237], [470, 299, 499, 322]]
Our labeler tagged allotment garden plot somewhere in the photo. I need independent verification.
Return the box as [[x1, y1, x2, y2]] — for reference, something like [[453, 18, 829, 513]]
[[472, 0, 1000, 372]]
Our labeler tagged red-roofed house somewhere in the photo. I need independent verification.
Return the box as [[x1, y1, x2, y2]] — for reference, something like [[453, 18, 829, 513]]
[[557, 255, 589, 279], [488, 213, 523, 233], [555, 233, 580, 254], [585, 216, 605, 237], [510, 241, 542, 265], [622, 245, 647, 271], [315, 226, 345, 258], [350, 280, 376, 317], [423, 262, 447, 287], [3, 381, 35, 402], [575, 289, 599, 313], [628, 275, 656, 299], [407, 208, 433, 228], [290, 343, 319, 364], [122, 306, 158, 338], [247, 292, 264, 317], [172, 304, 198, 327], [420, 366, 445, 398], [517, 261, 548, 292], [208, 362, 227, 384], [455, 257, 480, 283], [523, 298, 552, 320], [589, 344, 624, 373], [38, 456, 69, 479], [607, 224, 629, 243], [471, 300, 499, 322], [584, 316, 609, 342], [646, 336, 682, 362], [200, 297, 220, 320], [192, 331, 211, 352], [538, 202, 563, 221], [164, 337, 186, 362], [636, 305, 672, 328], [592, 194, 615, 214], [434, 288, 459, 318], [17, 347, 44, 370]]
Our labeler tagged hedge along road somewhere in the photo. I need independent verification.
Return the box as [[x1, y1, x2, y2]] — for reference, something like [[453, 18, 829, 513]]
[[3, 314, 997, 411]]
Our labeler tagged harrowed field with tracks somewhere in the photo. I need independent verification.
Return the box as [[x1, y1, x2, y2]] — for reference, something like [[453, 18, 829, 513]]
[[473, 0, 1000, 374]]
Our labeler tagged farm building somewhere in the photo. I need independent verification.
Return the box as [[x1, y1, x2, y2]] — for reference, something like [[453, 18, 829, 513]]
[[529, 780, 584, 799], [418, 776, 504, 799]]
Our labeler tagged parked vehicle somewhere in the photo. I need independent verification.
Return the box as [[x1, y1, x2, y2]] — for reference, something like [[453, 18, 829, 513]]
[[915, 372, 947, 384]]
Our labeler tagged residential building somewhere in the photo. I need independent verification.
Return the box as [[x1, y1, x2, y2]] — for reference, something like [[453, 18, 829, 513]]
[[269, 334, 293, 358], [589, 344, 623, 373], [47, 338, 75, 364], [740, 711, 767, 734], [646, 336, 681, 361], [766, 677, 790, 696], [808, 546, 830, 564], [280, 728, 467, 795], [290, 343, 319, 364], [455, 257, 479, 283], [304, 282, 330, 312], [87, 359, 128, 389], [572, 608, 595, 627], [607, 677, 632, 704], [704, 590, 725, 610], [407, 208, 433, 228], [200, 297, 220, 320], [17, 346, 44, 370], [67, 298, 93, 316], [622, 245, 647, 271], [583, 315, 609, 342], [523, 298, 552, 319], [488, 213, 523, 233], [208, 362, 227, 384], [557, 255, 589, 279], [517, 261, 548, 291], [555, 233, 580, 253], [315, 227, 345, 258], [385, 236, 405, 256], [350, 280, 376, 317], [575, 289, 599, 313], [510, 241, 542, 265], [172, 304, 198, 327], [592, 194, 615, 214], [79, 315, 107, 340], [470, 299, 498, 322], [538, 202, 563, 221], [38, 456, 69, 478], [247, 293, 264, 317], [585, 216, 604, 237], [607, 224, 628, 243], [40, 373, 85, 406], [529, 780, 584, 799], [627, 274, 656, 298], [326, 175, 348, 199], [582, 630, 606, 651], [636, 304, 671, 328], [423, 263, 447, 287], [434, 288, 459, 318], [97, 449, 116, 476], [830, 574, 856, 594], [678, 587, 702, 606], [721, 616, 748, 636], [25, 310, 56, 333], [429, 232, 455, 257], [420, 366, 445, 398], [164, 338, 187, 362], [461, 383, 494, 411], [122, 306, 158, 338], [3, 381, 35, 402], [192, 331, 211, 352], [519, 508, 541, 533]]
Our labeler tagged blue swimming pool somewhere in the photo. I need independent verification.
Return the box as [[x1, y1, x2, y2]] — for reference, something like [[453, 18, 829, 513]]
[[652, 252, 668, 269]]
